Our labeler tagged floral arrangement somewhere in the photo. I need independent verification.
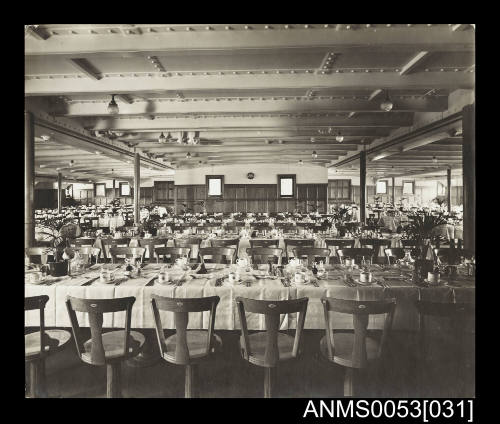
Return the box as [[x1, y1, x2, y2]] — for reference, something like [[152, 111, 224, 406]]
[[403, 211, 448, 246]]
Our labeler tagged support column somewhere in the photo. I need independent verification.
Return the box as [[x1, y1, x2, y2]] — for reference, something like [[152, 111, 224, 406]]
[[25, 111, 35, 248], [391, 176, 395, 205], [462, 104, 475, 251], [446, 168, 452, 213], [360, 151, 366, 223], [57, 172, 62, 213], [134, 153, 140, 225]]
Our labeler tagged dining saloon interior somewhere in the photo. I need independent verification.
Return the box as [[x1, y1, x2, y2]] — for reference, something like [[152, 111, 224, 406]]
[[24, 24, 475, 399]]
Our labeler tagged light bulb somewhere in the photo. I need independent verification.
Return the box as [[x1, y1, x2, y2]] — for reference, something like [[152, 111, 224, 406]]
[[166, 132, 172, 141], [186, 152, 191, 159], [432, 156, 438, 163], [107, 95, 119, 114], [298, 159, 304, 165], [336, 132, 344, 143], [310, 137, 316, 143], [158, 132, 166, 143], [312, 151, 318, 159], [380, 90, 393, 112]]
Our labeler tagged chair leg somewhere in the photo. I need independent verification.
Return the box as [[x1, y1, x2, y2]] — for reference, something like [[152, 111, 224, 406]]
[[264, 367, 275, 398], [28, 359, 46, 398], [343, 368, 356, 397], [185, 364, 197, 398], [106, 363, 122, 398]]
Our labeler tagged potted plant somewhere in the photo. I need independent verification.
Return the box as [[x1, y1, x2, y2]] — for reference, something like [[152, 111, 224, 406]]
[[403, 211, 448, 257]]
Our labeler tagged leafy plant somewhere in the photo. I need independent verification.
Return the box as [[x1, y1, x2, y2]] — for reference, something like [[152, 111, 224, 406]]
[[404, 211, 448, 244]]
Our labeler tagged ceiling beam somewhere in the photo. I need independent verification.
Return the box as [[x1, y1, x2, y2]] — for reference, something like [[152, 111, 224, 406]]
[[25, 72, 474, 96], [86, 113, 414, 131], [25, 26, 475, 56], [25, 25, 51, 41], [66, 58, 102, 80], [56, 96, 447, 117], [115, 94, 134, 104], [399, 51, 429, 76]]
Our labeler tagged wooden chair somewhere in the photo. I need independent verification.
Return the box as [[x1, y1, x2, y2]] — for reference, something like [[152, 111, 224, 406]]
[[414, 301, 475, 397], [71, 246, 101, 265], [274, 223, 297, 234], [65, 296, 145, 398], [249, 239, 279, 249], [25, 247, 55, 265], [324, 239, 356, 264], [150, 295, 221, 398], [320, 297, 396, 396], [210, 238, 240, 262], [236, 296, 309, 398], [359, 238, 392, 261], [284, 239, 315, 262], [108, 247, 146, 264], [100, 237, 130, 261], [249, 248, 283, 265], [25, 295, 71, 398], [337, 248, 374, 265], [225, 223, 244, 233], [174, 237, 202, 262], [137, 238, 169, 261], [293, 247, 331, 265], [433, 248, 474, 265], [384, 248, 406, 265], [155, 247, 191, 264], [199, 247, 236, 264], [69, 238, 96, 247]]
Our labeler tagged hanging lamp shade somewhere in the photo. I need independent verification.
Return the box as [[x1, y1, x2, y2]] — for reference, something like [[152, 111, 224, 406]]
[[107, 95, 119, 114], [380, 90, 393, 112], [158, 132, 166, 143]]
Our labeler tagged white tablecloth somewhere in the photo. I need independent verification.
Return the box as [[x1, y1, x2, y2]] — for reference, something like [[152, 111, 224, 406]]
[[25, 264, 474, 332]]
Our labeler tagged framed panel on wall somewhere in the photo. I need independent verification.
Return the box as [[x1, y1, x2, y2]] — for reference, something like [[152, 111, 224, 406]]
[[94, 183, 106, 197], [376, 180, 388, 194], [277, 174, 296, 198], [119, 182, 131, 197], [206, 175, 224, 199], [402, 180, 415, 195]]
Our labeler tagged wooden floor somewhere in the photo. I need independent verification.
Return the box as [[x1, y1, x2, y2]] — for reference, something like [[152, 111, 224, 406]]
[[26, 330, 475, 398]]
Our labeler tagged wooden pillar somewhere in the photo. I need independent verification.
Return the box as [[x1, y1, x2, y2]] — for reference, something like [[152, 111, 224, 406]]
[[360, 151, 366, 223], [391, 176, 395, 205], [446, 168, 452, 213], [25, 111, 35, 248], [57, 172, 62, 213], [462, 104, 475, 251], [134, 153, 140, 225]]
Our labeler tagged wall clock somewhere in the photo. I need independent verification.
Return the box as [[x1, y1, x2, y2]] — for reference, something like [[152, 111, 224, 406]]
[[247, 172, 255, 180]]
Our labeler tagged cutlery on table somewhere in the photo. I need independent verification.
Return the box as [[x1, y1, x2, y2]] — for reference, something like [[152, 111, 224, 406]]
[[145, 276, 157, 286], [82, 276, 100, 286]]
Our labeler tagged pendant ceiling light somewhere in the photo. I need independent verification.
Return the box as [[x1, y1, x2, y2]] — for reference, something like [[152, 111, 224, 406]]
[[380, 90, 393, 112], [336, 131, 344, 143], [432, 156, 438, 163], [312, 151, 318, 159], [166, 132, 172, 142], [158, 132, 166, 143], [298, 159, 304, 165], [310, 137, 316, 143], [186, 152, 191, 159], [107, 94, 119, 114]]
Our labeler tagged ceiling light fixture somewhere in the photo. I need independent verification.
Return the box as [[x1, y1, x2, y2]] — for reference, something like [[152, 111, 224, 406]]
[[158, 132, 166, 143], [107, 94, 119, 114], [298, 159, 304, 165], [432, 156, 438, 163], [186, 152, 191, 159], [336, 131, 344, 143], [69, 160, 74, 167], [380, 90, 393, 112], [310, 137, 316, 143], [312, 151, 318, 159], [40, 135, 51, 141]]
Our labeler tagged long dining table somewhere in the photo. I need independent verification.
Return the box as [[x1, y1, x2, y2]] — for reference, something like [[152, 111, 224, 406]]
[[25, 262, 475, 332]]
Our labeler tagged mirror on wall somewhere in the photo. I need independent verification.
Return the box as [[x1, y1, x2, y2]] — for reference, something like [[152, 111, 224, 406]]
[[119, 182, 131, 197], [94, 183, 106, 197], [402, 180, 415, 195], [278, 174, 296, 198], [206, 175, 224, 198], [376, 180, 387, 194]]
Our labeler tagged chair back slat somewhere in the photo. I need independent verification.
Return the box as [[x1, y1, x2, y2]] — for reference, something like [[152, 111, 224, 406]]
[[249, 248, 282, 265], [109, 247, 145, 263], [65, 296, 136, 366], [321, 297, 396, 368], [25, 248, 55, 264], [155, 247, 191, 263], [137, 238, 169, 260], [337, 248, 374, 264], [249, 239, 279, 248], [235, 297, 308, 367], [433, 248, 474, 265], [384, 248, 406, 265], [70, 247, 101, 265], [25, 295, 49, 358], [150, 295, 220, 365], [284, 239, 314, 260], [210, 239, 239, 261], [325, 239, 356, 250], [199, 247, 235, 264], [293, 247, 331, 265], [70, 238, 96, 247]]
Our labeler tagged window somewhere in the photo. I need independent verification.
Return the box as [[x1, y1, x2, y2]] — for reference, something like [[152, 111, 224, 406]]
[[437, 181, 446, 196], [278, 174, 296, 198], [119, 182, 131, 197], [94, 183, 106, 197], [206, 175, 224, 198], [328, 179, 351, 200], [376, 180, 388, 194], [402, 180, 415, 195]]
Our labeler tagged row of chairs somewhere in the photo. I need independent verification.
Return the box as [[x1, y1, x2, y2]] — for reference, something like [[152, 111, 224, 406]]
[[25, 294, 474, 398]]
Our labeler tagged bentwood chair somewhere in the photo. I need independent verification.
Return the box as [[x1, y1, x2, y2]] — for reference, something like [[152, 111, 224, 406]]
[[174, 238, 202, 262], [69, 238, 96, 247], [25, 247, 55, 265], [25, 295, 71, 398], [414, 301, 475, 397], [249, 248, 283, 266], [384, 248, 406, 265], [199, 247, 236, 265], [359, 239, 392, 263], [337, 248, 374, 265], [137, 238, 169, 262], [432, 248, 475, 265], [65, 296, 145, 398], [274, 223, 297, 234], [293, 247, 331, 266], [108, 247, 146, 264], [150, 295, 222, 398], [155, 247, 191, 264], [249, 239, 279, 249], [324, 239, 356, 264], [225, 223, 244, 234], [236, 297, 309, 398], [283, 239, 315, 262], [100, 237, 130, 262], [250, 223, 271, 234], [320, 297, 396, 397], [210, 238, 240, 262]]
